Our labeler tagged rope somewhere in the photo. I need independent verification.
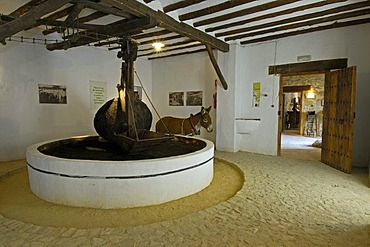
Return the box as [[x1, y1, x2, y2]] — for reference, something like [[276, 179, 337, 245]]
[[134, 70, 173, 135]]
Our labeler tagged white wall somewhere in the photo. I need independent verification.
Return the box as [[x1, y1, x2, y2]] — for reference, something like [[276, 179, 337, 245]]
[[217, 23, 370, 167], [151, 52, 217, 143], [0, 31, 152, 161]]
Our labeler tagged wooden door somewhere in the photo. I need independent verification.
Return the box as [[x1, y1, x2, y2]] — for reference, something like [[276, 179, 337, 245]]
[[321, 66, 356, 173]]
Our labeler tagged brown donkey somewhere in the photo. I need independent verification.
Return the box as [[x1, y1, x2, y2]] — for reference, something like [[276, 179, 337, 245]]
[[155, 106, 213, 135]]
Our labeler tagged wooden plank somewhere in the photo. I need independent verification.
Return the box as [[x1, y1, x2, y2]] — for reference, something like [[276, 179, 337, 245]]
[[102, 0, 229, 52], [206, 45, 228, 90], [219, 1, 370, 37], [56, 3, 84, 33], [0, 0, 71, 41], [225, 8, 370, 41], [156, 11, 229, 52], [138, 39, 197, 52], [193, 0, 300, 27], [9, 0, 47, 17], [163, 0, 206, 13], [283, 85, 311, 93], [138, 43, 203, 57], [206, 0, 347, 33], [321, 66, 356, 173], [148, 48, 207, 60], [179, 0, 256, 21], [241, 17, 370, 45], [72, 0, 133, 19], [269, 59, 348, 75], [46, 16, 156, 51]]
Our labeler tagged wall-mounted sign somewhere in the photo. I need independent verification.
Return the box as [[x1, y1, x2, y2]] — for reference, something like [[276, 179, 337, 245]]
[[297, 55, 311, 62], [252, 82, 260, 107], [90, 81, 107, 109]]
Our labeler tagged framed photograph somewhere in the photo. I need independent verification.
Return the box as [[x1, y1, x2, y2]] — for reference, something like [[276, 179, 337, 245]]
[[186, 91, 202, 106], [38, 84, 67, 104], [169, 92, 184, 106]]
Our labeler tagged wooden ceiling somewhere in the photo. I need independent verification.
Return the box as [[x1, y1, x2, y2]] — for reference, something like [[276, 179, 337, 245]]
[[1, 0, 370, 60]]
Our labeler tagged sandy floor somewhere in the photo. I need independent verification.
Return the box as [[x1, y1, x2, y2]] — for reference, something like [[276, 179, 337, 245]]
[[0, 159, 243, 228], [0, 151, 369, 246]]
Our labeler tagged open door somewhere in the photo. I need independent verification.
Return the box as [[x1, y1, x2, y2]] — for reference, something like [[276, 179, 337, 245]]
[[321, 66, 356, 173]]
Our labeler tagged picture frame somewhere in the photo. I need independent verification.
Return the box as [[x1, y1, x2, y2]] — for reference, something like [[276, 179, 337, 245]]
[[38, 84, 67, 104], [186, 91, 202, 106], [169, 92, 184, 106]]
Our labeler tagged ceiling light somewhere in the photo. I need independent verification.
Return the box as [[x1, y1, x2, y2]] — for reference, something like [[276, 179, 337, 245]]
[[306, 91, 315, 99], [152, 42, 164, 51]]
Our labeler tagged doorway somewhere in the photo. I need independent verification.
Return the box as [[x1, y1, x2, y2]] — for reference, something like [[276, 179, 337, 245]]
[[271, 58, 357, 173], [280, 74, 324, 161]]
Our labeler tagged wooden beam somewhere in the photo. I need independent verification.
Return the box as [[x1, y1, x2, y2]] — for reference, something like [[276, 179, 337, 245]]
[[132, 29, 172, 40], [0, 0, 71, 41], [206, 0, 347, 32], [156, 11, 229, 52], [9, 0, 47, 17], [39, 11, 108, 35], [163, 0, 206, 13], [242, 17, 370, 45], [193, 0, 300, 27], [56, 3, 84, 33], [101, 0, 150, 17], [148, 48, 207, 60], [206, 45, 228, 90], [179, 0, 256, 21], [72, 0, 133, 19], [138, 39, 197, 52], [138, 43, 203, 57], [283, 85, 311, 93], [101, 0, 229, 52], [219, 1, 370, 39], [38, 19, 107, 32], [269, 59, 348, 75], [46, 16, 156, 51]]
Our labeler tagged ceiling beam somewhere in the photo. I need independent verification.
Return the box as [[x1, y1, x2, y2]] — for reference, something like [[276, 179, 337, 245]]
[[179, 0, 256, 21], [102, 0, 229, 52], [193, 0, 300, 27], [57, 3, 85, 33], [138, 39, 197, 52], [241, 17, 370, 45], [46, 16, 156, 51], [218, 1, 370, 38], [41, 11, 108, 35], [226, 8, 370, 41], [9, 0, 47, 17], [163, 0, 206, 13], [0, 0, 72, 42], [148, 48, 207, 60], [138, 43, 203, 57], [206, 45, 228, 90], [72, 0, 133, 19], [156, 11, 229, 52], [206, 0, 347, 32], [269, 59, 348, 75]]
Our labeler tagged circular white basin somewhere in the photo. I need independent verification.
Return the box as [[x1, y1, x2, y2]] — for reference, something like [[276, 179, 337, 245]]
[[26, 136, 214, 209]]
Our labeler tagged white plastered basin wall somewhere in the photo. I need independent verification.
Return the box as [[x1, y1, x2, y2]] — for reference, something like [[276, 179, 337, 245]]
[[26, 136, 214, 209]]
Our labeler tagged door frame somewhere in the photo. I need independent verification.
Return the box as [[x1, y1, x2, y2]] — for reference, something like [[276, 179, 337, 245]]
[[269, 58, 349, 156]]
